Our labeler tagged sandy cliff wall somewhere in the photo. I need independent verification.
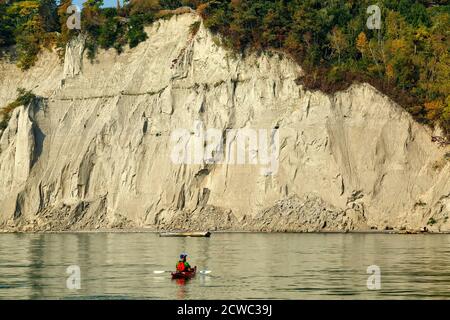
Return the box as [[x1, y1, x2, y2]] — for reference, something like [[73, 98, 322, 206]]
[[0, 13, 449, 232]]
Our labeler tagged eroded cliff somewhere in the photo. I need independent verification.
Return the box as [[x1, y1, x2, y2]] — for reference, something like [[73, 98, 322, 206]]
[[0, 13, 449, 232]]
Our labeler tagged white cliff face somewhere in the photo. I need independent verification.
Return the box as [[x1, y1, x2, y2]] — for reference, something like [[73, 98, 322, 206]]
[[0, 13, 448, 232], [0, 50, 63, 109], [63, 34, 85, 79]]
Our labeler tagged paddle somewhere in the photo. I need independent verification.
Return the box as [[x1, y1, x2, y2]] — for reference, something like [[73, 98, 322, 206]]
[[199, 270, 211, 275], [153, 270, 211, 275]]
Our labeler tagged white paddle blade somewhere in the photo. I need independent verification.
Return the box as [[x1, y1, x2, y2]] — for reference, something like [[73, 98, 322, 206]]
[[153, 270, 167, 274], [200, 270, 211, 275]]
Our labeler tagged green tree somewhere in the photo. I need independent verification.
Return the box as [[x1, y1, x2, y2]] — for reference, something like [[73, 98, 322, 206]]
[[158, 0, 182, 9], [127, 14, 148, 48], [0, 1, 15, 47], [328, 26, 349, 64], [39, 0, 59, 32]]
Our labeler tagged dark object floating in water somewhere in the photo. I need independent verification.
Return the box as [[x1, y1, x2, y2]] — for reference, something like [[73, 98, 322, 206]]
[[159, 231, 211, 237]]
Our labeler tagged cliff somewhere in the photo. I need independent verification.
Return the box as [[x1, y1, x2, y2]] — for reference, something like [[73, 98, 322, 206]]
[[0, 13, 449, 232]]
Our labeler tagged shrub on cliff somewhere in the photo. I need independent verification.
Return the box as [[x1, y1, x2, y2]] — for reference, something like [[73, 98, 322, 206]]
[[0, 88, 37, 129], [127, 15, 149, 48]]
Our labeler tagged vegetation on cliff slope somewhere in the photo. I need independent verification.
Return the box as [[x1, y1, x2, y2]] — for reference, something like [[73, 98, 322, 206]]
[[0, 88, 37, 130], [0, 0, 449, 137]]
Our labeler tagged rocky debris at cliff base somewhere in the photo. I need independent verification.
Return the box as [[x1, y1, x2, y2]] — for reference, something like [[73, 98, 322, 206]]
[[0, 193, 369, 233], [0, 192, 446, 233], [4, 197, 117, 232], [243, 194, 368, 232], [145, 193, 368, 232], [156, 206, 240, 231]]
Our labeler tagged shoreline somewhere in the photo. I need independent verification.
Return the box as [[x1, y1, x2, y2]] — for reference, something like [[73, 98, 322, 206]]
[[1, 229, 449, 235]]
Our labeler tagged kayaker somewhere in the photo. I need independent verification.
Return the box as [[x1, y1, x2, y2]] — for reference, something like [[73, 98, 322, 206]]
[[176, 253, 193, 272]]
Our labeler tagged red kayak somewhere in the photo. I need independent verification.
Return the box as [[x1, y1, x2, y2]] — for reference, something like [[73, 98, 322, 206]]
[[171, 266, 197, 279]]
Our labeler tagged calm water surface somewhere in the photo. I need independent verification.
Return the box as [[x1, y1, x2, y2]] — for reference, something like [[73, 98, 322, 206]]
[[0, 233, 449, 299]]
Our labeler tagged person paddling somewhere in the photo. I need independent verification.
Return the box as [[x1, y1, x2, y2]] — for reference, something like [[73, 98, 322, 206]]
[[176, 253, 194, 272]]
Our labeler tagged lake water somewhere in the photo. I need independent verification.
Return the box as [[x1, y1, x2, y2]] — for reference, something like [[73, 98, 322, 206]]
[[0, 232, 449, 299]]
